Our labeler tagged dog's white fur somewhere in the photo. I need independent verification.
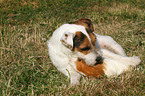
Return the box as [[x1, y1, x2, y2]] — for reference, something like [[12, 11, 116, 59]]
[[48, 24, 100, 85], [48, 23, 141, 85]]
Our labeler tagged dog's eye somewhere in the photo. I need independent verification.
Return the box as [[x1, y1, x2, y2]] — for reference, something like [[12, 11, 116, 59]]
[[80, 47, 90, 51]]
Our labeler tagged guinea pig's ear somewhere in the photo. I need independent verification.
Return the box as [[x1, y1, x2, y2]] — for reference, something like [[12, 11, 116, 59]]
[[60, 32, 75, 50]]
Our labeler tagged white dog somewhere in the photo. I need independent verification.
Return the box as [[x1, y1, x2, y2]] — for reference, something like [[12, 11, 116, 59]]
[[47, 18, 141, 85]]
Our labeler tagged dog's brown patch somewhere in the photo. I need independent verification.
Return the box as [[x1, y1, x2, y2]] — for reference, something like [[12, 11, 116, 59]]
[[73, 31, 92, 54], [70, 18, 94, 33], [71, 18, 99, 51], [89, 32, 101, 52], [76, 58, 104, 78], [89, 32, 96, 45]]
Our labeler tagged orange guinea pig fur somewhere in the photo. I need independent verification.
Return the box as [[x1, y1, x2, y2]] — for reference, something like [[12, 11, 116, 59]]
[[75, 58, 105, 78]]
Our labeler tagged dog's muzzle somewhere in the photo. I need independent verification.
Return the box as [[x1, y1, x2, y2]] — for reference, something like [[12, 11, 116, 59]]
[[95, 56, 103, 64]]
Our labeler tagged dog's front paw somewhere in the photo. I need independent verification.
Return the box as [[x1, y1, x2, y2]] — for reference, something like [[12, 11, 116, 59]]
[[124, 56, 141, 66], [129, 56, 141, 66], [69, 70, 81, 86], [70, 78, 80, 86]]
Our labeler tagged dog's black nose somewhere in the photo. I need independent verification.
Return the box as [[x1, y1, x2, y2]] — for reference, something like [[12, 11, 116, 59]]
[[96, 56, 103, 64], [96, 56, 102, 62]]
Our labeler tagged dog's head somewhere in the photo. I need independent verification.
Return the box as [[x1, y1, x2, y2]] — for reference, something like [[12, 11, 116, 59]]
[[60, 18, 102, 66]]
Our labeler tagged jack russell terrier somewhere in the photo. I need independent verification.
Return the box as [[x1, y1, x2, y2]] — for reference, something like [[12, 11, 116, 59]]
[[47, 18, 141, 85]]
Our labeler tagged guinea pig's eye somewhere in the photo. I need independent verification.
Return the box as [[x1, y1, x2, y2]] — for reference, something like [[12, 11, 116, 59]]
[[78, 59, 82, 61], [80, 47, 91, 51]]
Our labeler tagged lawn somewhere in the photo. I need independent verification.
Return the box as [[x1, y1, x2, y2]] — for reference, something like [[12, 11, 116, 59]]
[[0, 0, 145, 95]]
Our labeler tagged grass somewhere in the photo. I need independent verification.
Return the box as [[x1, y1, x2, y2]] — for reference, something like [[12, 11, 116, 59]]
[[0, 0, 145, 95]]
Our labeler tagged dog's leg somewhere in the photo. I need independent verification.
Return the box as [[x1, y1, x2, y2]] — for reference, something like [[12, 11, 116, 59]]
[[95, 34, 127, 56], [101, 49, 141, 66], [69, 68, 81, 86]]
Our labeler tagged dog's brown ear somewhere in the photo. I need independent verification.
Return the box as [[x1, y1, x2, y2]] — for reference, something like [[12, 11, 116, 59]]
[[69, 18, 94, 33]]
